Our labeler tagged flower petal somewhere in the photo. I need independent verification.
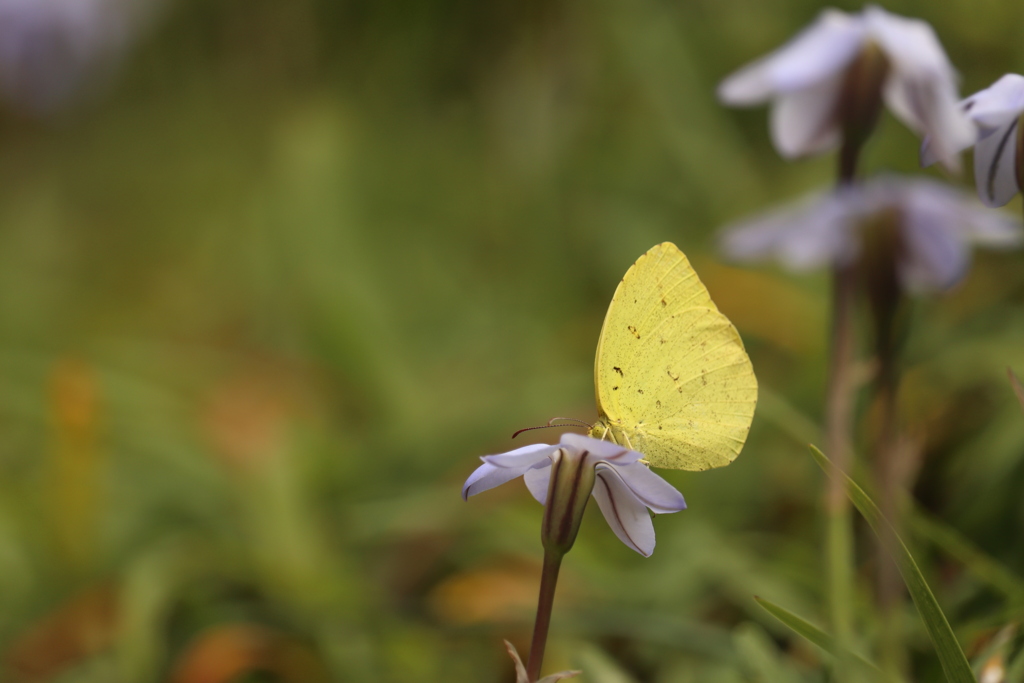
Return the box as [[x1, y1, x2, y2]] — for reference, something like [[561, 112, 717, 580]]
[[592, 464, 656, 556], [868, 7, 973, 171], [717, 9, 864, 105], [719, 191, 861, 271], [962, 73, 1024, 129], [482, 443, 558, 469], [463, 443, 557, 500], [898, 204, 968, 293], [973, 118, 1020, 207], [559, 433, 642, 466], [892, 178, 1007, 292], [769, 72, 844, 158], [462, 463, 529, 500], [523, 463, 553, 505], [958, 204, 1023, 248], [608, 462, 686, 514]]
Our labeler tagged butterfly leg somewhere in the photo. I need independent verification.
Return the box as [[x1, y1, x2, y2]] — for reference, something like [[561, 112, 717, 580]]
[[620, 432, 650, 465]]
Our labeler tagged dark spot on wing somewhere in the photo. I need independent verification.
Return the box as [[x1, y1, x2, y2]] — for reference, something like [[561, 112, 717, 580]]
[[637, 389, 643, 395], [659, 338, 666, 345], [627, 325, 640, 339], [667, 369, 679, 382], [660, 297, 667, 306], [655, 400, 661, 408], [612, 386, 619, 391], [613, 366, 624, 376]]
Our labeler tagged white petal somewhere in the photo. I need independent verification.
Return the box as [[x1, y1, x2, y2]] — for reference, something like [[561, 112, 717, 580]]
[[463, 443, 557, 500], [857, 176, 1023, 293], [884, 72, 974, 172], [898, 203, 968, 293], [559, 433, 642, 465], [523, 464, 552, 505], [769, 73, 844, 158], [592, 465, 656, 556], [962, 73, 1024, 129], [867, 8, 973, 171], [958, 204, 1023, 248], [462, 463, 529, 500], [609, 462, 686, 514], [717, 9, 864, 104], [973, 118, 1020, 207], [864, 6, 957, 86], [482, 443, 558, 469], [718, 191, 861, 271]]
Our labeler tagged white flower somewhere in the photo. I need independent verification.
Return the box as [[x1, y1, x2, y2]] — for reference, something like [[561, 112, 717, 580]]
[[462, 433, 686, 557], [0, 0, 160, 113], [719, 175, 1022, 293], [922, 74, 1024, 208], [718, 5, 974, 171]]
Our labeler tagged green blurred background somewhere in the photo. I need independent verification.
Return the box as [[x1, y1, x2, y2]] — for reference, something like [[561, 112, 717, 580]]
[[3, 0, 1024, 681]]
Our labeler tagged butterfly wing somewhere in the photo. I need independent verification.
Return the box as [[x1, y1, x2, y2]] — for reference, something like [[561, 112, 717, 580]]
[[592, 242, 757, 471]]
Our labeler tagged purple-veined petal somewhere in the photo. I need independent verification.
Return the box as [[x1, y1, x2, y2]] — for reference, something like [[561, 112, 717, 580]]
[[462, 462, 530, 500], [559, 433, 641, 466], [717, 9, 864, 105], [592, 464, 656, 557], [769, 73, 844, 158], [482, 443, 558, 469], [523, 462, 553, 505], [973, 118, 1020, 207], [961, 73, 1024, 129], [609, 462, 686, 514]]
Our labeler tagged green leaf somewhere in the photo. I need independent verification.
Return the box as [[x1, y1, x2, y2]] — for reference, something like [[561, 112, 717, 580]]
[[910, 509, 1024, 604], [754, 596, 881, 676], [809, 445, 976, 683]]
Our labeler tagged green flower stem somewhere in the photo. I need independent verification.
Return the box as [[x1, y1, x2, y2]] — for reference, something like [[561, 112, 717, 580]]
[[526, 549, 565, 682], [825, 136, 862, 683]]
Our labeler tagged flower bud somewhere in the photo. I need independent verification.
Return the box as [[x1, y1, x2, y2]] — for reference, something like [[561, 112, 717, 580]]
[[540, 448, 596, 556], [837, 41, 891, 179]]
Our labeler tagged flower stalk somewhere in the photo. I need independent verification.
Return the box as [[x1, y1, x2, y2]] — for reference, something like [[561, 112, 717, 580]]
[[526, 551, 565, 682]]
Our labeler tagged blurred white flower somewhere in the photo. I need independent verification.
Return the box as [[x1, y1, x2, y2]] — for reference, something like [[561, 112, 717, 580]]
[[922, 74, 1024, 208], [719, 175, 1022, 293], [463, 433, 686, 557], [0, 0, 159, 114], [718, 5, 974, 171]]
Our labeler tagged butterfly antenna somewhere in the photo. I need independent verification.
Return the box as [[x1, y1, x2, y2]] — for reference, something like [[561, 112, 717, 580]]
[[511, 417, 593, 439]]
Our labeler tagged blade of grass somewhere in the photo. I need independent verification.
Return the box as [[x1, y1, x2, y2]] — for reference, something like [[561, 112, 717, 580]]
[[810, 445, 976, 683], [910, 509, 1024, 604], [754, 597, 882, 676]]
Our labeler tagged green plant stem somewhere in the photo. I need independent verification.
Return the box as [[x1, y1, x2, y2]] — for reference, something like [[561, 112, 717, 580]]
[[824, 137, 862, 683], [526, 550, 564, 682]]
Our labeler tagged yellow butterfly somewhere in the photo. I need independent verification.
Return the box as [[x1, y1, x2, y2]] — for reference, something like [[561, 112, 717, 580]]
[[588, 242, 757, 471]]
